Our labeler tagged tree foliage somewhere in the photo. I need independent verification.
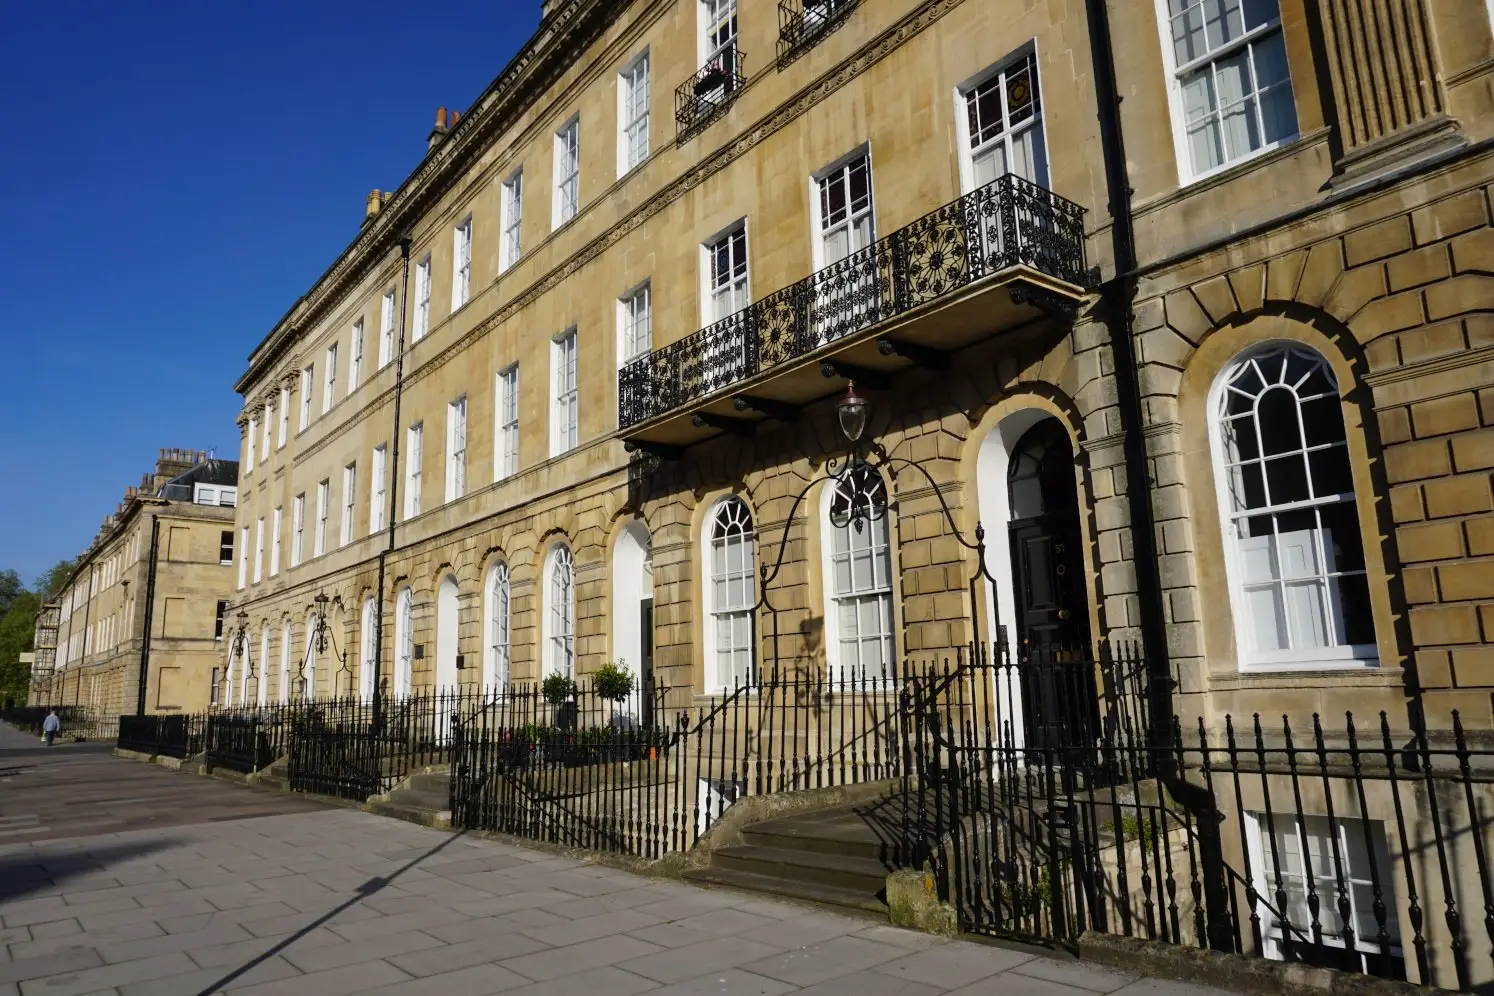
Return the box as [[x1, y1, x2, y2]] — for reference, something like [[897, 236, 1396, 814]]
[[0, 590, 41, 705]]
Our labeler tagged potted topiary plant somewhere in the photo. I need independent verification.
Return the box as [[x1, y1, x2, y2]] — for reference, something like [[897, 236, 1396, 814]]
[[542, 672, 578, 733]]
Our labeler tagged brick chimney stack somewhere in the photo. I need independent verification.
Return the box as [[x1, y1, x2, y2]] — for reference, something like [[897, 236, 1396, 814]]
[[428, 107, 450, 151], [152, 447, 204, 490]]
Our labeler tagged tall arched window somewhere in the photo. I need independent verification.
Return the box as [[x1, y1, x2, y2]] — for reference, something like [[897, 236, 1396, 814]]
[[279, 620, 292, 704], [486, 562, 511, 689], [823, 467, 895, 678], [545, 545, 575, 677], [256, 627, 269, 706], [394, 588, 414, 698], [359, 597, 376, 702], [1213, 345, 1375, 667], [303, 613, 319, 702], [706, 496, 756, 689]]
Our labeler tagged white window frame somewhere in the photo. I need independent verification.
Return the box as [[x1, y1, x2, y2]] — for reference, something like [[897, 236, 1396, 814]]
[[359, 598, 376, 702], [394, 587, 414, 699], [323, 343, 338, 414], [699, 0, 739, 79], [617, 281, 652, 368], [405, 422, 424, 519], [278, 386, 290, 446], [544, 544, 575, 677], [245, 417, 257, 473], [496, 366, 519, 481], [259, 408, 271, 463], [452, 215, 472, 310], [1153, 0, 1298, 185], [291, 494, 305, 567], [484, 561, 511, 689], [379, 289, 397, 367], [500, 169, 523, 272], [371, 444, 387, 535], [810, 147, 876, 269], [618, 51, 650, 177], [553, 116, 580, 230], [1208, 344, 1377, 671], [446, 395, 467, 502], [704, 495, 756, 691], [954, 49, 1050, 195], [413, 255, 432, 341], [279, 622, 292, 704], [349, 319, 364, 391], [819, 468, 896, 681], [314, 479, 329, 557], [253, 516, 265, 584], [299, 365, 313, 430], [258, 627, 271, 707], [237, 525, 249, 590], [341, 462, 356, 546], [701, 222, 749, 327], [551, 328, 579, 457], [270, 505, 282, 576]]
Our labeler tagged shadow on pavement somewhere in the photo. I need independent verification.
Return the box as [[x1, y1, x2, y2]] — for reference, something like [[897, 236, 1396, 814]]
[[0, 839, 178, 904], [195, 828, 470, 996]]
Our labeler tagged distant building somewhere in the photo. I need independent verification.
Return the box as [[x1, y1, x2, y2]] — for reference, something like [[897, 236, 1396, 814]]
[[50, 449, 240, 714], [26, 604, 59, 704]]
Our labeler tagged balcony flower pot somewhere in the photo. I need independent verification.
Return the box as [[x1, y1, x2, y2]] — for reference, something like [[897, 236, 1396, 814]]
[[694, 68, 727, 96]]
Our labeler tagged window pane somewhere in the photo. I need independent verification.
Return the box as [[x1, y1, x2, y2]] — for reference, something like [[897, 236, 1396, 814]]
[[1171, 5, 1207, 64], [1264, 454, 1309, 504], [1246, 584, 1288, 651], [1337, 574, 1376, 645], [1222, 415, 1260, 461], [1274, 512, 1321, 579], [1300, 396, 1345, 447], [1318, 501, 1366, 572], [1203, 0, 1244, 49], [1308, 446, 1353, 498], [1257, 387, 1302, 455], [1226, 462, 1267, 511]]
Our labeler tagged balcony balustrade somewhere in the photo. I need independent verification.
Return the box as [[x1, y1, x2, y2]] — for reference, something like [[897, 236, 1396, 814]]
[[675, 44, 747, 142], [618, 172, 1089, 442], [776, 0, 860, 67]]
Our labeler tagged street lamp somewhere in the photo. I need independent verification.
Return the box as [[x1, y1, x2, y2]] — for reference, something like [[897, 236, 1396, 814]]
[[835, 381, 869, 445]]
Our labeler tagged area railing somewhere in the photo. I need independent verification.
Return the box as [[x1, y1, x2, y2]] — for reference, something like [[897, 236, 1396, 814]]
[[116, 713, 202, 759], [617, 172, 1088, 429], [675, 43, 747, 142]]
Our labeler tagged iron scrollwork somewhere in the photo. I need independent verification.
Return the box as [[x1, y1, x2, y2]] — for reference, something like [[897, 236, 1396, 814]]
[[617, 173, 1088, 430]]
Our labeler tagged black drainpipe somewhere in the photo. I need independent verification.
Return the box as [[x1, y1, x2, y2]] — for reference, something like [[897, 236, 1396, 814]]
[[1083, 0, 1233, 951], [135, 513, 161, 716], [371, 235, 413, 733]]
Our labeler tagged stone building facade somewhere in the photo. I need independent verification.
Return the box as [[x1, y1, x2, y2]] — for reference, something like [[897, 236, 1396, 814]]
[[50, 450, 240, 715], [229, 0, 1494, 745]]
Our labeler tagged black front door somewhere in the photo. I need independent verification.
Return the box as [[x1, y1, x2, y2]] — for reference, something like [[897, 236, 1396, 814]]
[[640, 598, 654, 728], [1005, 420, 1096, 748]]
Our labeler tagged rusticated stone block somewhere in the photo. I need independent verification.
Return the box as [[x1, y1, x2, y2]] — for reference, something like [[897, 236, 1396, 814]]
[[1411, 394, 1480, 438]]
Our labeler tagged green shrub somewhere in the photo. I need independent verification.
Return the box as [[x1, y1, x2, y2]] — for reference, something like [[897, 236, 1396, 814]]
[[591, 660, 635, 703], [541, 673, 576, 706]]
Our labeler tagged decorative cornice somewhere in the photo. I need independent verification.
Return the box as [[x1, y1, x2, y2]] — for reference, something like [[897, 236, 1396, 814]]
[[236, 0, 624, 396]]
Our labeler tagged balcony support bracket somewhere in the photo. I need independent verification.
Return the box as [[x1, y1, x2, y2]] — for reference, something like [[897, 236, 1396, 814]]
[[733, 395, 800, 422], [877, 338, 948, 370], [624, 441, 685, 461], [691, 413, 757, 437], [1010, 280, 1081, 322], [820, 360, 889, 388]]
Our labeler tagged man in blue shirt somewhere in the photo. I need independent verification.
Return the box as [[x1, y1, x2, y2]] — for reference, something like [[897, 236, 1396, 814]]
[[42, 709, 60, 747]]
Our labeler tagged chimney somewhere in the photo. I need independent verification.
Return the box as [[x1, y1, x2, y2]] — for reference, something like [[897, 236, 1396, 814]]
[[428, 107, 450, 151], [364, 189, 383, 226]]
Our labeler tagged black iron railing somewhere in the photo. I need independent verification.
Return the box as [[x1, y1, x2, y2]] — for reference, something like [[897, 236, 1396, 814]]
[[117, 713, 201, 758], [205, 710, 282, 774], [675, 45, 746, 142], [618, 173, 1088, 429], [777, 0, 860, 66]]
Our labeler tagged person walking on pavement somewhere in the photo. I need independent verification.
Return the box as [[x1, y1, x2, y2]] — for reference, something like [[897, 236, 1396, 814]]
[[42, 709, 60, 747]]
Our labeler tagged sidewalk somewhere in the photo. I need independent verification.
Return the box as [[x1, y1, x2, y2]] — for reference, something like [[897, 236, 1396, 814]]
[[0, 739, 1234, 996]]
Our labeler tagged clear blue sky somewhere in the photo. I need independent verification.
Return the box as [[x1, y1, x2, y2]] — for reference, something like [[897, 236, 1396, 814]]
[[0, 1, 537, 588]]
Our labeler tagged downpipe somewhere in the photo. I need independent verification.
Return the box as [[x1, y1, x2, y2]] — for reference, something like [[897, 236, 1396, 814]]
[[1082, 0, 1234, 952]]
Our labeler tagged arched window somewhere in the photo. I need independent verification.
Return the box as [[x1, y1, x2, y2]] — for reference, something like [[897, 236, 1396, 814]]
[[279, 621, 292, 704], [256, 627, 270, 706], [1213, 345, 1375, 667], [545, 545, 575, 677], [359, 597, 376, 702], [303, 613, 319, 702], [486, 563, 511, 689], [394, 588, 414, 698], [706, 497, 756, 689], [824, 466, 895, 678]]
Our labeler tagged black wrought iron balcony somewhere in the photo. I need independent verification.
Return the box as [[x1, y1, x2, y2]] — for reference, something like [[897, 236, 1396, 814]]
[[618, 173, 1089, 441], [777, 0, 860, 67], [675, 46, 746, 143]]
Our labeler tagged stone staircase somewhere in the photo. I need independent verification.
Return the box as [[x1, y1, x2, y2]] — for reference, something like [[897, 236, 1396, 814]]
[[367, 770, 452, 828], [683, 797, 907, 916]]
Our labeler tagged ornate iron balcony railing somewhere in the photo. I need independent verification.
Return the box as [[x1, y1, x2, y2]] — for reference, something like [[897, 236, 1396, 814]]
[[618, 173, 1088, 431], [777, 0, 860, 67], [675, 45, 747, 143]]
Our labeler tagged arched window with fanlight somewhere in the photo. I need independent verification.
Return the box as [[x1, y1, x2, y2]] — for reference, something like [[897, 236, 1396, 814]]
[[822, 466, 895, 680], [705, 496, 756, 690], [1212, 345, 1376, 668], [486, 562, 511, 689], [359, 597, 376, 702], [545, 545, 575, 677], [394, 587, 414, 697]]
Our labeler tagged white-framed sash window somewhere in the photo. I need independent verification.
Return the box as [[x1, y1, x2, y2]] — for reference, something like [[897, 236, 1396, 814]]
[[270, 506, 282, 576], [704, 225, 748, 324], [545, 545, 575, 677], [706, 496, 755, 690], [314, 479, 329, 556], [299, 365, 313, 429], [551, 330, 578, 456], [379, 289, 396, 367], [486, 561, 511, 688], [452, 216, 472, 310], [406, 423, 423, 518], [349, 319, 363, 390], [245, 417, 257, 473], [496, 366, 520, 480], [291, 494, 305, 567], [413, 255, 432, 341], [958, 51, 1048, 192], [554, 118, 580, 229], [618, 282, 652, 367], [323, 342, 338, 413], [253, 516, 264, 584], [278, 386, 290, 445], [371, 443, 387, 534], [237, 525, 249, 589], [619, 53, 650, 176], [447, 395, 467, 502], [341, 463, 356, 546], [823, 467, 895, 679], [500, 170, 523, 272], [394, 587, 414, 698]]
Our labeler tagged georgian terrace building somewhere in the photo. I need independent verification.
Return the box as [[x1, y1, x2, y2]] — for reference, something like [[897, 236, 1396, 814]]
[[227, 0, 1494, 743]]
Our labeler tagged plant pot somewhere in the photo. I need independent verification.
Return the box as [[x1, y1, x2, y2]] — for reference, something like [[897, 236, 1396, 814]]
[[694, 70, 726, 96]]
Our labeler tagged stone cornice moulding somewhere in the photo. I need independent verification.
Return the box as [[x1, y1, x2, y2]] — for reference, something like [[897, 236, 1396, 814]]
[[236, 0, 622, 396]]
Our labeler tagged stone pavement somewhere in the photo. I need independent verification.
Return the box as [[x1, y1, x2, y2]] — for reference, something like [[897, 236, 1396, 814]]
[[0, 728, 1234, 996]]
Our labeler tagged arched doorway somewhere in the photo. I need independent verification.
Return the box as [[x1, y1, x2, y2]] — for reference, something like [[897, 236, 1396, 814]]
[[436, 575, 460, 692], [612, 521, 653, 719], [1006, 420, 1090, 649]]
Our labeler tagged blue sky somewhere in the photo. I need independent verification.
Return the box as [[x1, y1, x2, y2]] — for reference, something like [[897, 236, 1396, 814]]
[[0, 1, 537, 588]]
